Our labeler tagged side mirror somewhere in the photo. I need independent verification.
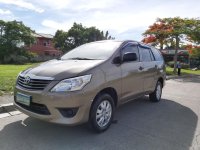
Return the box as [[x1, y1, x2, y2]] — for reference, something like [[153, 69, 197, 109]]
[[123, 52, 137, 62], [113, 56, 121, 64]]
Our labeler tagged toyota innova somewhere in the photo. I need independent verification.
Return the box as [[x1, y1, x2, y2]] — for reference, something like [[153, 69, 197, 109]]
[[14, 40, 166, 132]]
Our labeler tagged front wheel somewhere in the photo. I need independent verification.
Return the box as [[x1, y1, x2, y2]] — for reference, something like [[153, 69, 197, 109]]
[[149, 81, 162, 102], [89, 93, 115, 132]]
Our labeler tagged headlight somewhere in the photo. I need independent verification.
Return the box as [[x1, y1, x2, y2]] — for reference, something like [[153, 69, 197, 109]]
[[51, 75, 92, 92]]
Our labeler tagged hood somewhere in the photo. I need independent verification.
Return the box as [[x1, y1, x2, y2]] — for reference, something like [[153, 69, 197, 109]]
[[21, 59, 104, 80]]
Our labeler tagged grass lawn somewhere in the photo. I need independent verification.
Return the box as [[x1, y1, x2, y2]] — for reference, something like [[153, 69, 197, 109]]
[[0, 63, 38, 96], [166, 67, 200, 75]]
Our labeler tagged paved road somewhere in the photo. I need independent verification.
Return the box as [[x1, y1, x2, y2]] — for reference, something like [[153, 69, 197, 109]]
[[0, 76, 200, 150]]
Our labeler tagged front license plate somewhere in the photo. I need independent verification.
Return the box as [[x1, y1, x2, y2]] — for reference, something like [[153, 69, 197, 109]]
[[16, 93, 31, 106]]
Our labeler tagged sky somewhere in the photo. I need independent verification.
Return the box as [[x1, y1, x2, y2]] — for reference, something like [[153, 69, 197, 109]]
[[0, 0, 199, 41]]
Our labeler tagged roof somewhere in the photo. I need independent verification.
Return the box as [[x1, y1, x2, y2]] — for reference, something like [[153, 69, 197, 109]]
[[32, 33, 54, 39]]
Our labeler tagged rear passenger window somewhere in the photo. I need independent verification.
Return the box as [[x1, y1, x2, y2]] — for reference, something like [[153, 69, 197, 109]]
[[151, 48, 163, 61], [122, 44, 139, 61], [139, 47, 152, 62]]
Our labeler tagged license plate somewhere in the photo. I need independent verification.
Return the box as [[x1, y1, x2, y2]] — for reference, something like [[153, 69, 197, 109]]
[[16, 93, 31, 106]]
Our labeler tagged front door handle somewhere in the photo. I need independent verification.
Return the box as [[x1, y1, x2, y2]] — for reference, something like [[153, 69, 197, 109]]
[[139, 66, 144, 70]]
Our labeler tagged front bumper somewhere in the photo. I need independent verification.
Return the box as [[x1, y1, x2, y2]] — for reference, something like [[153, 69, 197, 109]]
[[14, 85, 94, 125]]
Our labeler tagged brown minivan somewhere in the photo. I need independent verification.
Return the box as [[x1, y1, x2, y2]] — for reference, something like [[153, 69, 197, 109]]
[[14, 40, 166, 132]]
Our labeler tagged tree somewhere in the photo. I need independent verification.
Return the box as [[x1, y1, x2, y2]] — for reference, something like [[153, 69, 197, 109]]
[[53, 23, 114, 52], [142, 35, 157, 46], [191, 47, 200, 60], [53, 30, 68, 51], [161, 17, 189, 73], [142, 19, 172, 49], [186, 45, 200, 61], [186, 19, 200, 44], [0, 20, 34, 63], [143, 17, 199, 73]]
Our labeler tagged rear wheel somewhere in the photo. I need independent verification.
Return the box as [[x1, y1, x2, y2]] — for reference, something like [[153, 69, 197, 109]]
[[149, 81, 162, 102], [89, 93, 115, 132]]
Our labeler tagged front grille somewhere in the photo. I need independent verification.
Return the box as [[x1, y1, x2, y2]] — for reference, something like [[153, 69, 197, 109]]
[[17, 75, 52, 90]]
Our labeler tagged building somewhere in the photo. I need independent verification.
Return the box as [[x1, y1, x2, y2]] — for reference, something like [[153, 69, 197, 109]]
[[28, 33, 62, 57]]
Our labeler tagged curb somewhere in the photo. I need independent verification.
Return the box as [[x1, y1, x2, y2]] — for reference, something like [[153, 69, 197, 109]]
[[0, 103, 21, 119], [166, 74, 200, 80]]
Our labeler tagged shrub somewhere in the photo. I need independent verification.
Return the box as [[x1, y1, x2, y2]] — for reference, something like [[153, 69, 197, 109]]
[[24, 52, 40, 63], [166, 61, 189, 69], [13, 55, 29, 64], [3, 54, 29, 64], [181, 63, 189, 69], [167, 61, 174, 68]]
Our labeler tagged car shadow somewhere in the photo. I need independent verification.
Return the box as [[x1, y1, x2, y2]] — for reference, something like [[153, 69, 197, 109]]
[[0, 97, 197, 150]]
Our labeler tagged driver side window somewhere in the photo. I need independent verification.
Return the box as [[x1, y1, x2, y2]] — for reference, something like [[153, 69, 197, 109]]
[[122, 44, 139, 61]]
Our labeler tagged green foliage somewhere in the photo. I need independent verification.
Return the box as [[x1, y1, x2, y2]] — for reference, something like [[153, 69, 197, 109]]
[[161, 17, 187, 36], [167, 61, 175, 68], [181, 63, 190, 69], [53, 23, 114, 52], [186, 19, 200, 44], [53, 30, 68, 51], [191, 47, 200, 60], [0, 20, 35, 63]]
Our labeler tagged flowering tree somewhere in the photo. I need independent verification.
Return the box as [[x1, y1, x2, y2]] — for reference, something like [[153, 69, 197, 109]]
[[143, 17, 200, 73], [142, 19, 172, 49]]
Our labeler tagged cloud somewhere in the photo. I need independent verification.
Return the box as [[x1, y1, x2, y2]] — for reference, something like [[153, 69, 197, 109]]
[[0, 9, 12, 15], [41, 19, 74, 31], [40, 0, 200, 40], [0, 9, 16, 21], [33, 0, 71, 10], [0, 0, 44, 13], [33, 0, 118, 11], [2, 0, 199, 41], [41, 11, 156, 35], [74, 0, 118, 11]]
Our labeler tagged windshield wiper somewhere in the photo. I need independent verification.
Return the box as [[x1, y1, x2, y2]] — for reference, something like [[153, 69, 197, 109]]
[[67, 57, 97, 60]]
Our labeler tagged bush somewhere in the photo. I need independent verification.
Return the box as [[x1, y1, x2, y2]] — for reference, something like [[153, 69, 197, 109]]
[[181, 63, 190, 69], [1, 49, 41, 64], [167, 61, 174, 68], [166, 61, 189, 69], [3, 54, 29, 64], [13, 55, 29, 64], [24, 51, 40, 63]]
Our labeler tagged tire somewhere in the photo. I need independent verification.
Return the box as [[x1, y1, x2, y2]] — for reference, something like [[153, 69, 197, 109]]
[[89, 93, 115, 133], [149, 81, 162, 102]]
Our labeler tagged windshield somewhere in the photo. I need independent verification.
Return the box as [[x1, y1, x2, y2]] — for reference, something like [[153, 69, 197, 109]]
[[61, 41, 122, 60]]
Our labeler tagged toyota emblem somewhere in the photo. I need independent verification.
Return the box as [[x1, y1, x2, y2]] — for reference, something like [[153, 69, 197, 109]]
[[24, 76, 31, 84]]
